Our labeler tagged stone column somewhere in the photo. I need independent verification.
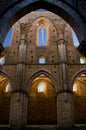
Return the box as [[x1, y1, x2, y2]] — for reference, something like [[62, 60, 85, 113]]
[[17, 34, 26, 90], [9, 92, 28, 128], [57, 33, 74, 127], [10, 33, 27, 127], [57, 92, 74, 127]]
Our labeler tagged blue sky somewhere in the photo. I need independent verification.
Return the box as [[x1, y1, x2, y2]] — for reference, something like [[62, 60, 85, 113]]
[[4, 28, 12, 46], [72, 30, 79, 46]]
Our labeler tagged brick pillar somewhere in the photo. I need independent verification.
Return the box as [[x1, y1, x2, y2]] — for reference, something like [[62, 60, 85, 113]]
[[57, 92, 74, 127], [9, 92, 28, 128], [10, 32, 27, 128], [57, 33, 74, 127]]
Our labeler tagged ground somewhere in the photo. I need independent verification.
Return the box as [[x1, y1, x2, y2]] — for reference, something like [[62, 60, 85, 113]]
[[0, 126, 86, 130]]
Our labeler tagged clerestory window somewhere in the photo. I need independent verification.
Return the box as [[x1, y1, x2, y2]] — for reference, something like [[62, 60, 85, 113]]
[[39, 56, 45, 64], [80, 57, 86, 64], [38, 23, 47, 46], [0, 57, 5, 65]]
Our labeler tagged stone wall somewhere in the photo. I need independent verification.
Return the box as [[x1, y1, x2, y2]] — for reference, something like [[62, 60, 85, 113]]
[[0, 11, 86, 127]]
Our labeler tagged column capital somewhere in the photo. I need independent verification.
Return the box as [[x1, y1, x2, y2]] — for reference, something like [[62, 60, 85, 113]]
[[58, 39, 66, 45], [11, 89, 28, 95], [57, 90, 73, 95]]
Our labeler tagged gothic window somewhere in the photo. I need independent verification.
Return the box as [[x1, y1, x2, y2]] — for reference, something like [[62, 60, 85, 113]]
[[80, 57, 86, 64], [5, 83, 12, 92], [39, 56, 45, 64], [0, 57, 5, 65], [73, 83, 77, 92], [38, 24, 47, 46], [38, 82, 45, 92]]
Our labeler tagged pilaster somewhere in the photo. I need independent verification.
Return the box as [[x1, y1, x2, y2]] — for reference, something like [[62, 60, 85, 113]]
[[10, 32, 27, 127], [57, 33, 74, 127]]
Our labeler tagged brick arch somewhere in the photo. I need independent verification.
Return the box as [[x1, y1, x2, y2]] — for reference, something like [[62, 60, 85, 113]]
[[0, 0, 85, 47], [0, 70, 15, 91], [71, 68, 86, 124], [71, 68, 86, 91], [0, 70, 13, 124], [25, 69, 58, 92]]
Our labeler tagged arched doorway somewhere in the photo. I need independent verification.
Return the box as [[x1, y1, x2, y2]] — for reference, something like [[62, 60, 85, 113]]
[[0, 74, 12, 124], [27, 74, 57, 125], [73, 71, 86, 124]]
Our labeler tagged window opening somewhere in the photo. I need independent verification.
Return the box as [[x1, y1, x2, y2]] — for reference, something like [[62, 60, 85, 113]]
[[5, 83, 12, 92], [80, 57, 86, 64], [38, 82, 45, 92], [39, 56, 45, 64], [38, 24, 47, 46], [0, 57, 5, 65]]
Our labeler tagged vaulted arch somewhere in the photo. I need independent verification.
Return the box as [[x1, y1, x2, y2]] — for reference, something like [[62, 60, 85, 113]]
[[0, 0, 85, 51]]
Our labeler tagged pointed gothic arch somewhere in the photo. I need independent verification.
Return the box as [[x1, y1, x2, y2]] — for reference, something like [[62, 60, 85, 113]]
[[71, 69, 86, 89], [0, 71, 13, 124], [37, 19, 47, 46], [26, 69, 57, 124], [0, 70, 15, 90], [0, 0, 85, 55], [71, 69, 86, 124], [25, 69, 58, 92]]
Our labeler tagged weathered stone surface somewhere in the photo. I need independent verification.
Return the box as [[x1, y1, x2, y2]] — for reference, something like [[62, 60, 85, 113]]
[[9, 93, 27, 128], [0, 11, 86, 128], [57, 92, 74, 127]]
